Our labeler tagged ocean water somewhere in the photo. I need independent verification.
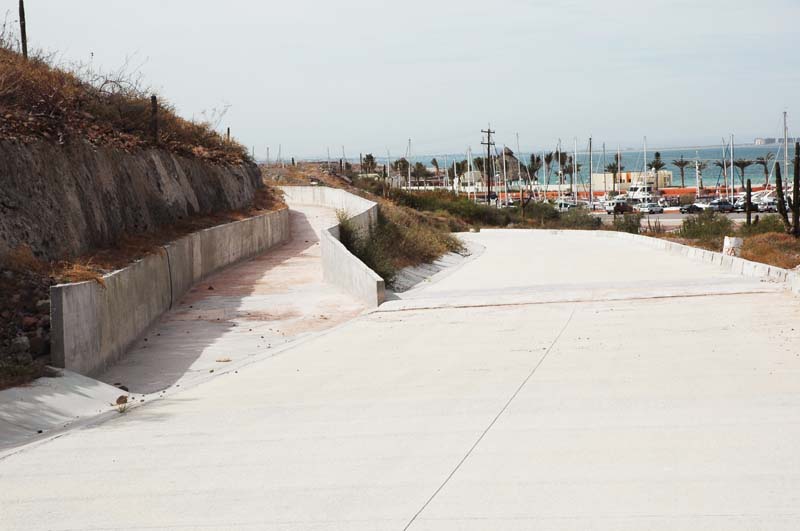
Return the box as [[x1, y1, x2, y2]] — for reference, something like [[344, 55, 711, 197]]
[[412, 144, 796, 187]]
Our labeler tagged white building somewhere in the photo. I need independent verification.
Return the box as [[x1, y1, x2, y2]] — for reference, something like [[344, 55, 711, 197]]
[[590, 170, 673, 194]]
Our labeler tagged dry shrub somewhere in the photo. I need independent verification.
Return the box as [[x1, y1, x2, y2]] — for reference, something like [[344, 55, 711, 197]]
[[1, 244, 46, 273], [55, 262, 106, 286], [741, 233, 800, 270], [0, 27, 247, 164]]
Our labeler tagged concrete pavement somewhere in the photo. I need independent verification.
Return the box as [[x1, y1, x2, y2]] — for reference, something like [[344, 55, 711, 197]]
[[2, 229, 800, 530]]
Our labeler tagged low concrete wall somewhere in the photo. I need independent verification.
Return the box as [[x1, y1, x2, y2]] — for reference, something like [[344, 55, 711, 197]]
[[280, 186, 385, 308], [50, 208, 290, 376], [613, 231, 792, 284]]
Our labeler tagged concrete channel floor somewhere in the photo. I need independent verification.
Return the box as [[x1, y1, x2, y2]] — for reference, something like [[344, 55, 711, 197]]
[[100, 205, 365, 394], [2, 230, 800, 530]]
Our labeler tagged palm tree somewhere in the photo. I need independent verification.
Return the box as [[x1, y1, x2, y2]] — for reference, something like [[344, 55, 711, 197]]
[[363, 153, 377, 174], [697, 161, 708, 190], [649, 152, 666, 191], [672, 156, 692, 188], [556, 152, 569, 185], [733, 159, 753, 188], [604, 153, 624, 194], [543, 152, 554, 184], [430, 158, 439, 176], [392, 158, 409, 175], [529, 154, 543, 184], [714, 159, 732, 190], [755, 152, 775, 187]]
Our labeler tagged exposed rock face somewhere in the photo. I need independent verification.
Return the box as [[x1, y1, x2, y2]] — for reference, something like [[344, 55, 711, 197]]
[[0, 139, 262, 261]]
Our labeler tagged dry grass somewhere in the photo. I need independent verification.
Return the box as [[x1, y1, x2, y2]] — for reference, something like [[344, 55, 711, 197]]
[[741, 233, 800, 270], [0, 30, 248, 164], [2, 244, 46, 273], [34, 187, 285, 283]]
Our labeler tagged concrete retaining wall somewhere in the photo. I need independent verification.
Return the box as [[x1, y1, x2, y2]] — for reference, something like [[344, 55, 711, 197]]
[[279, 186, 385, 308], [50, 208, 290, 376]]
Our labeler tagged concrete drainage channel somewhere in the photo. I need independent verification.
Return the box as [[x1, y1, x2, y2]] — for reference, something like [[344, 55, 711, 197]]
[[50, 208, 291, 377], [279, 186, 386, 307]]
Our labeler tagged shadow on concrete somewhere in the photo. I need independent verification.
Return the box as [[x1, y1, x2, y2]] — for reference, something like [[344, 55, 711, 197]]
[[97, 207, 364, 395]]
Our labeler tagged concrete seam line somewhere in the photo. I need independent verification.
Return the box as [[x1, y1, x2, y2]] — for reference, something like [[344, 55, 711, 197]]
[[377, 289, 777, 315], [403, 307, 577, 531]]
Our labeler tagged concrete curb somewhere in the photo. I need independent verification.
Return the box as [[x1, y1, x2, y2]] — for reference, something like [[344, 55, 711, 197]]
[[279, 186, 385, 308], [534, 229, 795, 288], [50, 208, 290, 376]]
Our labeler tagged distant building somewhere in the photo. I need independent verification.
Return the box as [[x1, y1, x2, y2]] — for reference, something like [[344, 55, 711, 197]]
[[590, 170, 673, 193], [753, 137, 800, 146]]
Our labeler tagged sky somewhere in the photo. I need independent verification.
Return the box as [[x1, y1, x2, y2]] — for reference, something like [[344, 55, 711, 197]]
[[5, 0, 800, 159]]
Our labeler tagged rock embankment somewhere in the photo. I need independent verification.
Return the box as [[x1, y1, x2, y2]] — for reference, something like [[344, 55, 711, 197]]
[[0, 139, 263, 261], [0, 264, 54, 388]]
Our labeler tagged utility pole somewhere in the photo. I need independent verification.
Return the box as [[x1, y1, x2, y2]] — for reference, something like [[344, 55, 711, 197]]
[[589, 136, 593, 209], [602, 142, 608, 197], [18, 0, 28, 60], [481, 125, 495, 202]]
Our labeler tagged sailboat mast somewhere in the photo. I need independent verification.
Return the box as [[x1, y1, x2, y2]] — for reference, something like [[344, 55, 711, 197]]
[[731, 133, 735, 197], [573, 137, 578, 201], [516, 133, 523, 203], [407, 138, 412, 188], [602, 142, 607, 197], [443, 154, 448, 191], [643, 136, 648, 195], [386, 149, 391, 192], [695, 151, 700, 199], [502, 146, 509, 205], [589, 136, 593, 209]]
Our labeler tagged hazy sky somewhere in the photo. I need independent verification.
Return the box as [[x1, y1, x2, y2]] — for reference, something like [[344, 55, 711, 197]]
[[7, 0, 800, 158]]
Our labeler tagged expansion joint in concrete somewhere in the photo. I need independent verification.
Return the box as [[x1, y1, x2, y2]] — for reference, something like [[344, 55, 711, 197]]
[[403, 307, 577, 530]]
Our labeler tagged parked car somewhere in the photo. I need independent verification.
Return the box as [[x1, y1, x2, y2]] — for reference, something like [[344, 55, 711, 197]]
[[708, 199, 734, 213], [733, 197, 759, 212], [555, 200, 578, 212], [634, 202, 664, 214], [605, 200, 632, 214], [758, 199, 782, 213], [680, 203, 704, 214]]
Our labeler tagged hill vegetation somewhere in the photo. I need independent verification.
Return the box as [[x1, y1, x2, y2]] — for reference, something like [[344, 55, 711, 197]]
[[0, 27, 248, 164]]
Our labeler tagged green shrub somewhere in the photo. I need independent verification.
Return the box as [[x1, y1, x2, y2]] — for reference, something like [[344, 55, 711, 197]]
[[386, 189, 511, 227], [524, 201, 561, 225], [335, 205, 464, 288], [738, 214, 786, 236], [679, 209, 733, 241], [559, 208, 601, 230], [612, 213, 643, 234], [336, 210, 397, 285], [679, 194, 696, 206]]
